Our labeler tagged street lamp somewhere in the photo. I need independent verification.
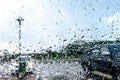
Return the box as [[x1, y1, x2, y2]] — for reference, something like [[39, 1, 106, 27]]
[[16, 17, 24, 60]]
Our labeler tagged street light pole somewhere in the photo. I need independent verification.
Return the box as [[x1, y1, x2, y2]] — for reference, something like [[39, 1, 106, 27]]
[[16, 17, 24, 58]]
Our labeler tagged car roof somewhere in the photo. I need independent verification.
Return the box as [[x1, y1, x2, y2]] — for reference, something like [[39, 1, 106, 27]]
[[92, 43, 120, 48], [15, 56, 31, 61]]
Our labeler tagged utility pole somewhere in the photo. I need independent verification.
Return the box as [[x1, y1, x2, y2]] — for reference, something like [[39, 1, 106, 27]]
[[16, 17, 24, 58]]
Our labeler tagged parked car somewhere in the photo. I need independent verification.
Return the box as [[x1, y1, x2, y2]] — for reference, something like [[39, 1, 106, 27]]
[[16, 56, 34, 74], [81, 44, 120, 80], [10, 60, 19, 76], [11, 56, 33, 77]]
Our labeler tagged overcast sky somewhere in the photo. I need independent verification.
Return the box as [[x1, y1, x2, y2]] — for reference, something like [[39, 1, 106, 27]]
[[0, 0, 120, 53]]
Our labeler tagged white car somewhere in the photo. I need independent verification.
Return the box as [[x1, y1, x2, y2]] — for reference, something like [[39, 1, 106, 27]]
[[16, 56, 34, 74], [11, 56, 34, 76], [10, 60, 19, 76]]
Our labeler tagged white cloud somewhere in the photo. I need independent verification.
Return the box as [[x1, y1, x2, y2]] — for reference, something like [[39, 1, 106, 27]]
[[102, 11, 120, 40], [0, 0, 73, 53], [103, 12, 120, 24], [0, 41, 18, 54]]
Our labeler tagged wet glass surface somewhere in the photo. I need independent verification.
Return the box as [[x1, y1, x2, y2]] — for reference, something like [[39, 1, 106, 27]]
[[0, 0, 120, 80]]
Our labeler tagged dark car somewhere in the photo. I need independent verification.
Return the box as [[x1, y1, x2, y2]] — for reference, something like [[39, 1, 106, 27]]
[[80, 44, 120, 80]]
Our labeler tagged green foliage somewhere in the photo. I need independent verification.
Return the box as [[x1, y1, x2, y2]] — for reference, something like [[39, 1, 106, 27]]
[[30, 40, 120, 61], [32, 40, 85, 60], [19, 62, 26, 72]]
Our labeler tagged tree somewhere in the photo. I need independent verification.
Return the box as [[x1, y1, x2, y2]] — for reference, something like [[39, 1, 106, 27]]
[[61, 40, 84, 58]]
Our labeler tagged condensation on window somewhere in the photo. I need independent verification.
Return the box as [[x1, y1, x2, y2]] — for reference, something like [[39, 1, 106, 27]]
[[0, 0, 120, 80]]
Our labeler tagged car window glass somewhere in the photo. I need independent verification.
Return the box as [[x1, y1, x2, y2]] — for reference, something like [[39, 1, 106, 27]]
[[108, 45, 120, 55]]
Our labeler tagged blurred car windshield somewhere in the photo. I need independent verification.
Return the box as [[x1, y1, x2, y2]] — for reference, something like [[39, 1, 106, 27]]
[[107, 45, 120, 55], [16, 56, 31, 62]]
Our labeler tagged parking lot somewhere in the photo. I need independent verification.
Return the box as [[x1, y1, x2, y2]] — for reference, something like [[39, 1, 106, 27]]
[[34, 61, 85, 80], [0, 60, 85, 80]]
